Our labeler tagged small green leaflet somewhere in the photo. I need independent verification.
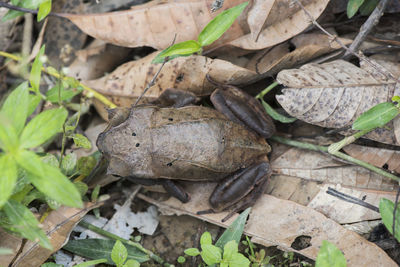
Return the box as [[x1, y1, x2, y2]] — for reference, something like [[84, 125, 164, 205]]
[[315, 240, 346, 267], [352, 102, 400, 131], [37, 0, 51, 21], [379, 198, 400, 242], [72, 133, 92, 149], [200, 244, 222, 266], [215, 207, 250, 249], [111, 240, 128, 266], [46, 84, 83, 103], [198, 2, 249, 47], [30, 45, 46, 93], [184, 247, 200, 256], [152, 40, 201, 63], [0, 155, 17, 207], [347, 0, 364, 18], [200, 231, 212, 245]]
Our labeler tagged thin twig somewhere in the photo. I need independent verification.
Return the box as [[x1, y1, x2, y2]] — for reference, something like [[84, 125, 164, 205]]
[[133, 34, 177, 106], [271, 135, 400, 183], [293, 0, 398, 82], [0, 1, 63, 18], [343, 0, 391, 59], [326, 187, 379, 212]]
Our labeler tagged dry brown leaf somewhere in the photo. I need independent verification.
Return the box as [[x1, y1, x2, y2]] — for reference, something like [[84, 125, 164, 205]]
[[271, 146, 398, 191], [246, 0, 274, 41], [59, 0, 246, 50], [246, 33, 352, 78], [343, 144, 400, 173], [5, 202, 102, 267], [83, 52, 257, 120], [229, 0, 330, 50], [138, 183, 397, 266], [276, 59, 400, 145]]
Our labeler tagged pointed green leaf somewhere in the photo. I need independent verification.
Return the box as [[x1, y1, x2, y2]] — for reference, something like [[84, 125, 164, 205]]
[[1, 82, 29, 134], [45, 84, 83, 103], [112, 240, 128, 266], [30, 45, 45, 93], [359, 0, 379, 15], [200, 244, 222, 266], [184, 247, 200, 256], [26, 163, 83, 208], [37, 0, 51, 21], [123, 259, 140, 267], [4, 199, 52, 249], [0, 115, 19, 152], [198, 2, 248, 46], [223, 240, 238, 261], [28, 94, 42, 116], [200, 231, 212, 245], [15, 150, 45, 177], [0, 155, 17, 207], [379, 198, 400, 242], [229, 253, 250, 267], [72, 133, 92, 149], [73, 259, 108, 267], [152, 40, 201, 63], [315, 240, 346, 267], [215, 207, 250, 249], [20, 107, 68, 148], [63, 239, 149, 264], [352, 102, 399, 131], [347, 0, 365, 18]]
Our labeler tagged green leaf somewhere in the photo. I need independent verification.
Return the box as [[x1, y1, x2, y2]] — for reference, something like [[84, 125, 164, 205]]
[[61, 153, 77, 175], [315, 240, 346, 267], [63, 239, 149, 264], [45, 84, 83, 103], [260, 99, 296, 123], [152, 40, 201, 63], [20, 107, 68, 148], [77, 156, 97, 176], [71, 133, 92, 149], [392, 95, 400, 103], [198, 2, 248, 46], [68, 259, 108, 267], [2, 10, 24, 21], [200, 244, 222, 266], [184, 247, 200, 256], [30, 45, 45, 93], [41, 263, 64, 267], [91, 184, 101, 202], [177, 256, 186, 263], [347, 0, 364, 18], [26, 163, 83, 208], [15, 150, 45, 177], [123, 259, 140, 267], [223, 240, 238, 261], [215, 208, 250, 249], [352, 102, 399, 131], [1, 82, 29, 134], [2, 0, 47, 21], [229, 253, 250, 267], [200, 231, 213, 246], [37, 0, 51, 21], [74, 181, 88, 196], [41, 153, 59, 167], [112, 240, 128, 266], [0, 155, 17, 207], [4, 199, 52, 249], [28, 94, 42, 117], [379, 198, 400, 242], [0, 115, 19, 152], [359, 0, 378, 15]]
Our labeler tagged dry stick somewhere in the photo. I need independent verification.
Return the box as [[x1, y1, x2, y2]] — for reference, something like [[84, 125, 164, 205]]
[[0, 1, 63, 18], [343, 0, 391, 59], [326, 187, 379, 212]]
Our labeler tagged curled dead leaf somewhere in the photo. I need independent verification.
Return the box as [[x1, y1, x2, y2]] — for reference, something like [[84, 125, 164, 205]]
[[276, 59, 400, 145]]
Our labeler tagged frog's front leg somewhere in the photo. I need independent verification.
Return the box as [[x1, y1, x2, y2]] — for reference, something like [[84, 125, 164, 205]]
[[151, 88, 200, 108], [200, 160, 271, 222]]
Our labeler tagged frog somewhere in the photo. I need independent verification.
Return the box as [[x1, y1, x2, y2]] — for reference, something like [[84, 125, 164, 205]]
[[96, 78, 275, 221]]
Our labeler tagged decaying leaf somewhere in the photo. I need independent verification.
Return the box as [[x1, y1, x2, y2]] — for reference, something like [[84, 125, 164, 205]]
[[138, 183, 397, 266], [83, 52, 257, 120], [246, 33, 352, 78], [343, 144, 400, 173], [59, 0, 246, 50], [271, 145, 398, 191], [276, 59, 400, 145], [3, 202, 102, 267]]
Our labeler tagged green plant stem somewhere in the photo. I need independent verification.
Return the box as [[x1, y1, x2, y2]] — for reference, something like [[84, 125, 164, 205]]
[[271, 135, 400, 183], [255, 81, 279, 99], [327, 128, 371, 154], [78, 221, 174, 267], [0, 51, 116, 108]]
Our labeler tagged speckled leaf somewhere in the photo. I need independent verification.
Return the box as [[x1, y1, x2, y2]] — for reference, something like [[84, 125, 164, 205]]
[[276, 59, 400, 145], [84, 52, 257, 120]]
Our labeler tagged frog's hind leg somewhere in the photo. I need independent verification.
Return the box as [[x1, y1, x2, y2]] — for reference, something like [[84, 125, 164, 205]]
[[125, 177, 190, 203]]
